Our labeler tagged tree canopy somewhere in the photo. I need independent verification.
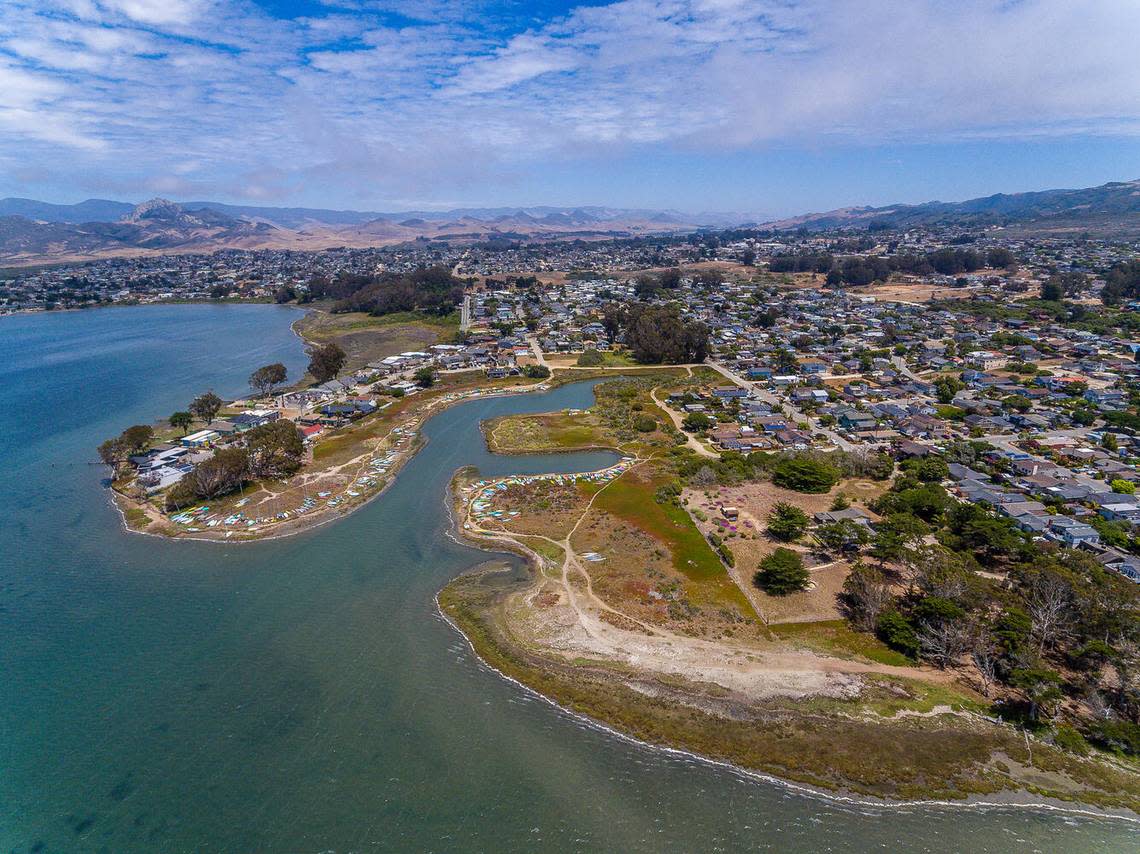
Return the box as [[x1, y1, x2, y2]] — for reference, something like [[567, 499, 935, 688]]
[[622, 304, 709, 364], [190, 391, 223, 424], [308, 343, 347, 383], [249, 363, 288, 397], [754, 547, 809, 595]]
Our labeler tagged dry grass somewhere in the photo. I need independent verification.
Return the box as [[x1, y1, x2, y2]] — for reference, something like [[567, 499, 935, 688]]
[[483, 410, 614, 454], [295, 306, 457, 372], [569, 465, 760, 637], [682, 478, 888, 624], [476, 480, 591, 540]]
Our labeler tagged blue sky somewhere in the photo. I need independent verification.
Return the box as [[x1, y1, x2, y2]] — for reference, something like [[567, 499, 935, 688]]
[[0, 1, 1137, 217]]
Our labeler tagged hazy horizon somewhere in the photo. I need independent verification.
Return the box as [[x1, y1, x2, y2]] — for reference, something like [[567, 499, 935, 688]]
[[1, 1, 1138, 216]]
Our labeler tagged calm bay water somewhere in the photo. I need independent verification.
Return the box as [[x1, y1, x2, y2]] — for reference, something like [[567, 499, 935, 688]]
[[0, 304, 1135, 852]]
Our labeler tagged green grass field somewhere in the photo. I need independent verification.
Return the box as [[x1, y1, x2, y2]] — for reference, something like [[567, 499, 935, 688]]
[[484, 411, 614, 454], [594, 471, 752, 612], [769, 619, 916, 667]]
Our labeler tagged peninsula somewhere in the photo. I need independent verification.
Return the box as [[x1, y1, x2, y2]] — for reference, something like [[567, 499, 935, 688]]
[[91, 226, 1139, 814]]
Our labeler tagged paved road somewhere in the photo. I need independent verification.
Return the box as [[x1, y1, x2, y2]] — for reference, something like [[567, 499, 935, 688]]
[[891, 355, 925, 383], [705, 361, 857, 451], [649, 385, 719, 458], [525, 334, 548, 368]]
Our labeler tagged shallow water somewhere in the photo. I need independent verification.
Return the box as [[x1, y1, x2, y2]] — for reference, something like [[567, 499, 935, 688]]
[[0, 304, 1135, 852]]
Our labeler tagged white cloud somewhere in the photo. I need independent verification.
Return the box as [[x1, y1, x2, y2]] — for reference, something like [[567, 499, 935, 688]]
[[0, 0, 1137, 204], [98, 0, 205, 27]]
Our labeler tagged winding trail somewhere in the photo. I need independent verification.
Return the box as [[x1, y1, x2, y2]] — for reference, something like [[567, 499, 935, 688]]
[[460, 461, 961, 703]]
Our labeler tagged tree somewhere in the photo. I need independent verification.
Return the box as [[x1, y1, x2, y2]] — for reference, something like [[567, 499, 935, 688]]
[[634, 274, 660, 300], [414, 366, 436, 388], [245, 419, 304, 479], [986, 247, 1015, 269], [190, 392, 223, 424], [120, 425, 154, 454], [181, 447, 249, 500], [694, 269, 724, 290], [249, 363, 288, 397], [1022, 568, 1076, 657], [308, 343, 347, 383], [1101, 259, 1140, 306], [945, 505, 1025, 561], [601, 302, 626, 338], [682, 412, 713, 432], [524, 364, 550, 379], [623, 304, 709, 364], [1003, 394, 1032, 414], [840, 561, 893, 631], [97, 424, 155, 470], [1009, 666, 1064, 723], [933, 376, 964, 405], [577, 350, 604, 367], [876, 610, 920, 658], [657, 267, 682, 290], [324, 265, 463, 316], [754, 547, 809, 595], [913, 596, 970, 669], [169, 411, 193, 435], [1040, 277, 1064, 302], [1111, 479, 1136, 494], [767, 502, 809, 542], [971, 629, 1001, 698], [814, 519, 870, 554], [904, 455, 949, 483], [634, 415, 656, 432], [772, 456, 839, 494]]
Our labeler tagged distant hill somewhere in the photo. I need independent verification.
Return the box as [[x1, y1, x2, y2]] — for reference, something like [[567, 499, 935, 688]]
[[0, 199, 277, 262], [0, 197, 135, 223], [764, 179, 1140, 234], [0, 197, 709, 230], [0, 198, 704, 264], [4, 178, 1140, 265]]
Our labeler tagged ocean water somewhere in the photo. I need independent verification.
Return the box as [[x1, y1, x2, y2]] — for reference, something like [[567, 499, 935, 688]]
[[0, 304, 1135, 852]]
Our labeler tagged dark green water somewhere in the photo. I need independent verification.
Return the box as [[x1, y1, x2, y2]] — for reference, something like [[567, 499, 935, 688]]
[[0, 304, 1135, 852]]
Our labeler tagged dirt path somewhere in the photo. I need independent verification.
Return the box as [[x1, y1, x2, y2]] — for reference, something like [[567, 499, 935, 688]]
[[461, 464, 960, 704], [649, 385, 719, 458]]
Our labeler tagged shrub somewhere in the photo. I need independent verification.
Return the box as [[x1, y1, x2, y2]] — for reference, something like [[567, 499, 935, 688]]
[[682, 412, 713, 432], [708, 532, 735, 567], [753, 547, 809, 595], [1052, 725, 1090, 756], [634, 415, 657, 432], [1087, 719, 1140, 756], [876, 610, 920, 658], [577, 350, 604, 367], [767, 502, 809, 542], [773, 456, 839, 494]]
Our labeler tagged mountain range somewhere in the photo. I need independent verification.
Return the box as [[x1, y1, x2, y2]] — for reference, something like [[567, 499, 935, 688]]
[[1, 178, 1138, 265], [0, 198, 716, 265], [766, 179, 1140, 234]]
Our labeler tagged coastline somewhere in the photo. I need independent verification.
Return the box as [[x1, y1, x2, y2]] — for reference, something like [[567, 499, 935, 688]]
[[110, 378, 549, 543], [438, 470, 1140, 817], [433, 586, 1140, 825], [105, 301, 541, 543], [107, 324, 686, 544]]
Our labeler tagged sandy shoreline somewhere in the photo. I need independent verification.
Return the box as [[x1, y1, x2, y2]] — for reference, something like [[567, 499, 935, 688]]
[[439, 467, 1140, 818], [434, 585, 1139, 824]]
